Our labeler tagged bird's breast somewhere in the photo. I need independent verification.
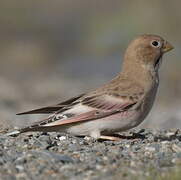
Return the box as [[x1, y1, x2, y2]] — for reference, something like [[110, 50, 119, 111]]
[[140, 81, 159, 120]]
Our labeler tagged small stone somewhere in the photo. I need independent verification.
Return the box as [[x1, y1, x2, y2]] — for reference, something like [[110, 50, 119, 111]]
[[172, 144, 181, 153], [59, 136, 66, 141], [161, 141, 170, 144], [125, 144, 130, 148], [15, 165, 24, 172], [84, 136, 92, 141], [166, 132, 175, 137], [145, 146, 156, 152]]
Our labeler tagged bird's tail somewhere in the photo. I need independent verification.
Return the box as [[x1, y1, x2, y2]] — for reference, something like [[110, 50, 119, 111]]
[[5, 116, 52, 136], [5, 130, 21, 136], [5, 122, 69, 137], [5, 125, 34, 136]]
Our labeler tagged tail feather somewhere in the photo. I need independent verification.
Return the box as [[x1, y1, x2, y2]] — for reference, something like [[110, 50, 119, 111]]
[[5, 130, 21, 136], [16, 106, 64, 115], [16, 94, 84, 115], [6, 122, 69, 136]]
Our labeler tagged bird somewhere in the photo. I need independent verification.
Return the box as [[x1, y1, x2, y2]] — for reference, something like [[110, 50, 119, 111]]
[[9, 34, 173, 141]]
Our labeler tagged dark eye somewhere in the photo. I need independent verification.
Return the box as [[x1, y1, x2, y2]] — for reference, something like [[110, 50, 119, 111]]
[[151, 40, 161, 48]]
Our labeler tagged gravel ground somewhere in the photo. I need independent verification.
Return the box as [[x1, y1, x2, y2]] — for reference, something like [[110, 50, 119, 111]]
[[0, 129, 181, 180]]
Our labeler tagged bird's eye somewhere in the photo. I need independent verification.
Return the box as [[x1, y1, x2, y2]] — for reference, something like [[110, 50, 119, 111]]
[[151, 40, 161, 48]]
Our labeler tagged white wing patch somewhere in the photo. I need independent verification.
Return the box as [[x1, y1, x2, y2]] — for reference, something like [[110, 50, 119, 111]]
[[42, 103, 94, 127]]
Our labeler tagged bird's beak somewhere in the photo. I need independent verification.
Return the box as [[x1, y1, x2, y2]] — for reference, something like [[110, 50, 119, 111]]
[[162, 41, 174, 53]]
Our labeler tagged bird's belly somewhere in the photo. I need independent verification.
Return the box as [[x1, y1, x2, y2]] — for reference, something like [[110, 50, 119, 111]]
[[66, 110, 144, 136]]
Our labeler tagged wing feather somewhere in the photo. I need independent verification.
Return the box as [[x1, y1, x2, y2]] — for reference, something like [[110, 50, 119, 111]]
[[18, 93, 139, 132], [16, 77, 144, 133], [16, 94, 84, 115]]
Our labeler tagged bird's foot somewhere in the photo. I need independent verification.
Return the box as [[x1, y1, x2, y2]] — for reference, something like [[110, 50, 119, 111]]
[[99, 135, 122, 141]]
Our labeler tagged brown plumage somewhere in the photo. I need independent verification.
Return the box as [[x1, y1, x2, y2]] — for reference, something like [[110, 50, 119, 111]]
[[9, 34, 174, 140]]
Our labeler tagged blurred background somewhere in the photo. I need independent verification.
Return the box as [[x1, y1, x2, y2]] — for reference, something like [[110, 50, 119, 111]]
[[0, 0, 180, 130]]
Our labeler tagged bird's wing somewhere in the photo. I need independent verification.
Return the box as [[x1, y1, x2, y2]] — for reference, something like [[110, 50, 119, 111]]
[[42, 93, 139, 126], [16, 94, 85, 115], [18, 88, 143, 132], [16, 76, 144, 133]]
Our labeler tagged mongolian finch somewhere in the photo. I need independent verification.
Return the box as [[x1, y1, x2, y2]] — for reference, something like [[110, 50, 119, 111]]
[[11, 34, 173, 140]]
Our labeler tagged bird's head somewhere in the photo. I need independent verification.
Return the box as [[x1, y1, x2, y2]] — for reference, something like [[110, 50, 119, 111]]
[[123, 34, 174, 73]]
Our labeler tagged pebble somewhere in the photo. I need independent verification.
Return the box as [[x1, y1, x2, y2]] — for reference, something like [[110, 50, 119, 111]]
[[59, 136, 66, 140]]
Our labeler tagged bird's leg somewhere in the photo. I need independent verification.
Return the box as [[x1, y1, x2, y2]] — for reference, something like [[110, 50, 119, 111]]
[[99, 135, 122, 141], [90, 131, 122, 141]]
